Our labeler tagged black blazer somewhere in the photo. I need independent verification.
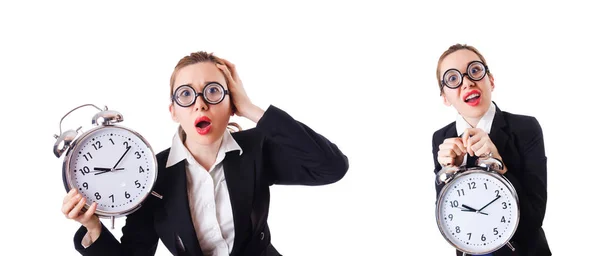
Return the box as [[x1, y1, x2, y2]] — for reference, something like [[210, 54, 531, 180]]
[[431, 102, 551, 256], [72, 105, 349, 256]]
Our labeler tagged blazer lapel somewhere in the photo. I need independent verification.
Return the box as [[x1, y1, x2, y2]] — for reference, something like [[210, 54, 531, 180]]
[[445, 122, 458, 139], [489, 103, 510, 159], [223, 150, 254, 255], [165, 161, 204, 256]]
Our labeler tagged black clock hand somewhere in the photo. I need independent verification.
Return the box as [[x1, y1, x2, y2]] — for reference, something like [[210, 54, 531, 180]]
[[93, 167, 124, 175], [95, 170, 111, 175], [112, 146, 131, 169], [461, 204, 488, 215], [461, 204, 478, 212], [478, 195, 501, 212], [93, 167, 113, 171], [93, 167, 125, 171]]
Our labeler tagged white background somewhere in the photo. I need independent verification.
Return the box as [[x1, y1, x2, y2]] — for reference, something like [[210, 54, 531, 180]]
[[1, 0, 598, 255]]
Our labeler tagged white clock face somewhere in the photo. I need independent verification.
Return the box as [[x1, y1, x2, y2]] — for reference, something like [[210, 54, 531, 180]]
[[66, 126, 157, 215], [437, 171, 519, 254]]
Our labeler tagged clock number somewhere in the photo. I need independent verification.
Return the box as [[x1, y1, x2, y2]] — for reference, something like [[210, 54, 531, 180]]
[[95, 192, 101, 200], [123, 141, 129, 148], [455, 226, 460, 233], [457, 189, 465, 197], [481, 234, 486, 241], [468, 182, 476, 190], [467, 233, 471, 240], [501, 216, 506, 223], [82, 182, 89, 190], [495, 190, 500, 197], [484, 183, 488, 190], [109, 194, 114, 203], [450, 200, 459, 208], [92, 141, 103, 150], [83, 152, 93, 161], [125, 191, 131, 199], [79, 166, 90, 175], [502, 202, 507, 209], [448, 214, 453, 221], [135, 151, 141, 159], [493, 228, 499, 235], [135, 180, 141, 188], [139, 166, 145, 173], [109, 138, 115, 145]]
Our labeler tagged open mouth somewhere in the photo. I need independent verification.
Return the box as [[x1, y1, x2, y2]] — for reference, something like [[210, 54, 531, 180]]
[[463, 90, 481, 106], [196, 121, 211, 128], [194, 116, 212, 135]]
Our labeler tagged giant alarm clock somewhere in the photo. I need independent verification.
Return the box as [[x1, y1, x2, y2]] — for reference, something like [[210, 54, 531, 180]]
[[53, 104, 162, 228], [435, 153, 519, 255]]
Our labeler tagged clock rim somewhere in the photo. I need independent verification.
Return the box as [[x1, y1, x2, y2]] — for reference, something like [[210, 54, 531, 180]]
[[61, 124, 159, 218], [435, 168, 521, 255]]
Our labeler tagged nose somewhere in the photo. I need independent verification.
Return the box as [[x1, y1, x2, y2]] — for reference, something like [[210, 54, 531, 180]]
[[461, 74, 476, 90], [194, 95, 209, 112]]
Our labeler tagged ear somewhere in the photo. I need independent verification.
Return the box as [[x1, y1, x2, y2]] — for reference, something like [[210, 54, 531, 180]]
[[230, 102, 236, 116], [489, 74, 495, 91], [442, 93, 452, 106], [169, 104, 178, 122]]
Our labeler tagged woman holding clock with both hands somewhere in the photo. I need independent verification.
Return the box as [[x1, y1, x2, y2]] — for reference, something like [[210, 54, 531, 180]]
[[61, 51, 349, 256], [432, 44, 551, 255]]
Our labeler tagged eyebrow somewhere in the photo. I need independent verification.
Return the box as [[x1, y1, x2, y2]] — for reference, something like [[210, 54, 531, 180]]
[[176, 81, 222, 88], [445, 60, 481, 72]]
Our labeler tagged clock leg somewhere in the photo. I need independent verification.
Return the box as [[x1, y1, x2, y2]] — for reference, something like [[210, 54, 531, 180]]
[[151, 190, 163, 199], [507, 241, 516, 251], [111, 216, 115, 229]]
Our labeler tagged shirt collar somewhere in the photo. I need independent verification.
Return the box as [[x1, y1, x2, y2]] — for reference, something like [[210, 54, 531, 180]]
[[456, 102, 496, 136], [166, 126, 243, 168]]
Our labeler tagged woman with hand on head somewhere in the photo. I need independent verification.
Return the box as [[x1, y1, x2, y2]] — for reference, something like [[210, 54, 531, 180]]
[[61, 51, 349, 256], [432, 44, 551, 256]]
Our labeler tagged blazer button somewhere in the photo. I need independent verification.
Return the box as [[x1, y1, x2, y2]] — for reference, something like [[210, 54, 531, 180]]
[[260, 232, 265, 240]]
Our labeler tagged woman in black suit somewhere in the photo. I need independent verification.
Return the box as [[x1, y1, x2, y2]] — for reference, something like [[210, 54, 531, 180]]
[[432, 44, 551, 255], [61, 51, 349, 256]]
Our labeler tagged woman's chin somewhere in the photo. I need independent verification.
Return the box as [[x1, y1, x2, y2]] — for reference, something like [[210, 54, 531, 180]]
[[459, 105, 488, 119], [184, 126, 225, 146]]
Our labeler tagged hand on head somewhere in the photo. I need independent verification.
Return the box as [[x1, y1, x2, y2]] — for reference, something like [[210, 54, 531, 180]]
[[215, 58, 252, 117], [215, 58, 265, 123]]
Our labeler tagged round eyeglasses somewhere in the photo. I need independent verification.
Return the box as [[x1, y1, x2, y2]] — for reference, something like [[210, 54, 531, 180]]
[[172, 83, 229, 107], [441, 60, 489, 89]]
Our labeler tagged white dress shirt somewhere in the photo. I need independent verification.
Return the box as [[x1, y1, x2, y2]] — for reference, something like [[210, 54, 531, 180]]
[[165, 126, 242, 256], [455, 102, 496, 166]]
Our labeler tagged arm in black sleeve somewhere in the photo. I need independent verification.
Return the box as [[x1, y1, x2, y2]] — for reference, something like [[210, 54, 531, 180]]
[[73, 202, 159, 256], [432, 132, 445, 199], [256, 105, 349, 186], [517, 117, 548, 230]]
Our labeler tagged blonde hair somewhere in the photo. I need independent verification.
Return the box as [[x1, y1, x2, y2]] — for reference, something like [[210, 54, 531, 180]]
[[436, 44, 491, 94], [169, 51, 242, 134]]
